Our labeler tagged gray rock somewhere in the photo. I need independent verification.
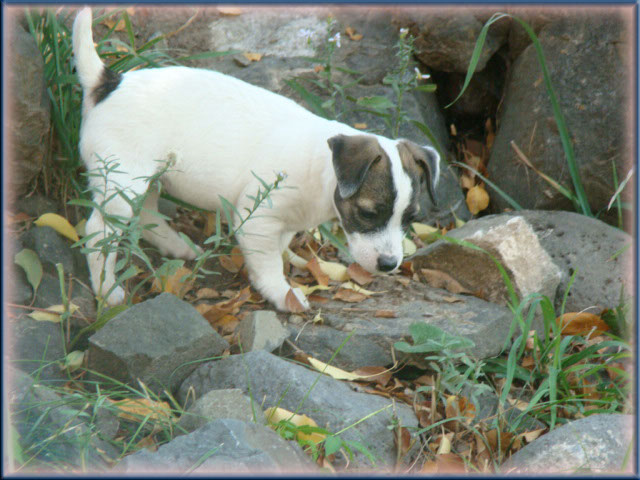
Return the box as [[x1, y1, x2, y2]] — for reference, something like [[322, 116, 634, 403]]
[[179, 350, 419, 469], [286, 274, 514, 370], [10, 317, 67, 384], [501, 414, 634, 474], [487, 210, 633, 314], [20, 227, 80, 279], [178, 388, 263, 433], [88, 293, 229, 393], [7, 367, 118, 472], [117, 418, 315, 474], [411, 214, 562, 333], [14, 194, 60, 218], [487, 14, 633, 226], [395, 11, 510, 73], [208, 9, 328, 59], [238, 310, 288, 353], [6, 22, 50, 197]]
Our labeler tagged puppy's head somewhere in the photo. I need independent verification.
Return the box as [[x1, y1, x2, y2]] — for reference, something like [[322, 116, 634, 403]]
[[328, 134, 440, 273]]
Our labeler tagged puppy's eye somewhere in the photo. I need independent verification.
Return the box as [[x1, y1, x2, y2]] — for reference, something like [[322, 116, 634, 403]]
[[358, 207, 377, 220]]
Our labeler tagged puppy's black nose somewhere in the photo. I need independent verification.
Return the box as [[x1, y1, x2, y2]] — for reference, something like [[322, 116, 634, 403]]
[[377, 254, 398, 272]]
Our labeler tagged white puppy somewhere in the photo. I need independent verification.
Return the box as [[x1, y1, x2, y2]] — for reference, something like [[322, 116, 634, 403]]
[[72, 8, 440, 312]]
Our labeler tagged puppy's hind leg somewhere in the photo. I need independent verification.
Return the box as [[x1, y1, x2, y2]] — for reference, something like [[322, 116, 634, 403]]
[[85, 174, 149, 306], [139, 188, 202, 260]]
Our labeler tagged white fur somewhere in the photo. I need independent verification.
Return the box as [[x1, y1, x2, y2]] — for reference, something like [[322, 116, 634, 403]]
[[72, 8, 424, 311]]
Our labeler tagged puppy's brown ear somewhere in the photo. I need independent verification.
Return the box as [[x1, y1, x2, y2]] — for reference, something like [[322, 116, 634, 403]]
[[328, 135, 381, 199], [402, 141, 441, 205]]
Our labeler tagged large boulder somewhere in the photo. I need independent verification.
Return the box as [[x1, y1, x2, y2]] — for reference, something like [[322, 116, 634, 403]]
[[487, 13, 633, 225], [501, 414, 634, 474], [6, 21, 50, 198]]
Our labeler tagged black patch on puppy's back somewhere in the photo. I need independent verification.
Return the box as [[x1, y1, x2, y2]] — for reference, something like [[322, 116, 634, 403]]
[[93, 67, 122, 104]]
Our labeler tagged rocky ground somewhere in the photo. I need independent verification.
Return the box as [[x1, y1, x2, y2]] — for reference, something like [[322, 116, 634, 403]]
[[5, 5, 635, 475]]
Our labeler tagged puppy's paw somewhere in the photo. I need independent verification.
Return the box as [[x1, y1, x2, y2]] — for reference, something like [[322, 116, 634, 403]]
[[167, 241, 203, 261], [102, 285, 126, 306], [282, 287, 310, 312]]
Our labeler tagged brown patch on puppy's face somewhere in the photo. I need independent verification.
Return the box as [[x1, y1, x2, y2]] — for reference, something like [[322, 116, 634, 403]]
[[328, 135, 396, 234], [397, 140, 441, 225]]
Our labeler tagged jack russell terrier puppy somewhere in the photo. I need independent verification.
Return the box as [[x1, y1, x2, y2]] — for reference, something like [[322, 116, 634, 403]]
[[72, 8, 440, 312]]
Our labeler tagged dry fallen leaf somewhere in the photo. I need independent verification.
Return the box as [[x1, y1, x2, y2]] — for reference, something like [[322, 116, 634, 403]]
[[110, 398, 174, 426], [420, 268, 470, 294], [198, 286, 251, 324], [351, 366, 392, 386], [353, 123, 368, 129], [264, 407, 325, 444], [242, 52, 263, 62], [374, 309, 397, 318], [345, 26, 363, 41], [333, 288, 368, 303], [466, 184, 490, 215], [347, 263, 374, 285], [306, 257, 330, 287], [28, 303, 79, 323], [285, 288, 308, 313], [403, 237, 417, 256], [34, 213, 80, 242], [394, 426, 413, 456], [308, 357, 361, 381], [557, 312, 610, 336], [151, 266, 194, 298], [195, 287, 220, 300], [317, 258, 349, 282]]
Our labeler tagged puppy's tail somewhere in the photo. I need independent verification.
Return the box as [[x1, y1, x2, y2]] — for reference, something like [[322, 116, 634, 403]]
[[72, 7, 104, 93]]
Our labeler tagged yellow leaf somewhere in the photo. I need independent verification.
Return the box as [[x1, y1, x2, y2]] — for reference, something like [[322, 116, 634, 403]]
[[437, 433, 452, 454], [465, 185, 490, 215], [353, 123, 368, 129], [242, 52, 263, 62], [111, 398, 174, 425], [34, 213, 80, 242], [317, 259, 349, 282], [307, 357, 361, 381], [264, 407, 325, 444], [28, 303, 79, 323], [403, 237, 416, 256], [75, 218, 87, 238], [294, 283, 331, 296], [151, 266, 194, 298], [411, 222, 439, 241], [339, 281, 382, 296], [62, 350, 85, 372]]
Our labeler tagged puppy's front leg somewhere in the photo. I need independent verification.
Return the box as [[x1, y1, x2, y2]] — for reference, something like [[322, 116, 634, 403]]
[[236, 222, 309, 312]]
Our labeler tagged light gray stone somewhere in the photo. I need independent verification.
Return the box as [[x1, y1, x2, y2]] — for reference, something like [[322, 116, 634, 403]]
[[238, 310, 288, 352], [179, 350, 419, 469], [411, 214, 563, 333], [88, 293, 228, 393], [501, 414, 634, 474], [178, 388, 263, 433], [117, 418, 316, 474]]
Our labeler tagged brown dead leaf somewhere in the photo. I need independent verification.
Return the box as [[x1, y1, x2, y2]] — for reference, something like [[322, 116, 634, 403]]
[[399, 260, 414, 277], [466, 184, 490, 215], [420, 460, 439, 473], [242, 52, 263, 62], [195, 287, 220, 300], [347, 263, 374, 285], [306, 257, 330, 287], [394, 426, 412, 457], [110, 398, 174, 425], [219, 255, 241, 273], [135, 434, 159, 452], [102, 17, 126, 32], [204, 212, 216, 237], [285, 288, 308, 313], [353, 123, 368, 129], [420, 269, 470, 295], [351, 366, 392, 386], [333, 288, 368, 303], [345, 26, 363, 41], [214, 314, 239, 335], [374, 309, 397, 318], [460, 173, 475, 190], [199, 286, 251, 325], [557, 312, 610, 336], [314, 64, 325, 73], [441, 295, 462, 303], [151, 266, 194, 298], [485, 428, 514, 454]]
